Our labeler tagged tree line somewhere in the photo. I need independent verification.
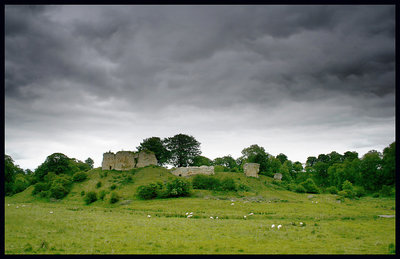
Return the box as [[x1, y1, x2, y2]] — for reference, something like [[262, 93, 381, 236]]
[[4, 133, 395, 198]]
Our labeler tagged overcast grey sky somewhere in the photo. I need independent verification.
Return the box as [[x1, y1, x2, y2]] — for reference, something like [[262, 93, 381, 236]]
[[5, 5, 395, 170]]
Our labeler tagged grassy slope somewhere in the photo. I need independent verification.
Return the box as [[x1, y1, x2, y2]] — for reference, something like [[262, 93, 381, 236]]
[[5, 167, 396, 254]]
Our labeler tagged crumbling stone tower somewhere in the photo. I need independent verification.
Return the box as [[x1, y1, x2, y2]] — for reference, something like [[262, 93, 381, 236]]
[[102, 150, 157, 171], [244, 163, 260, 178]]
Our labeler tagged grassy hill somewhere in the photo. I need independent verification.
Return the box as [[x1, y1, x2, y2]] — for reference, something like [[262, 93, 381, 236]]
[[5, 166, 396, 254]]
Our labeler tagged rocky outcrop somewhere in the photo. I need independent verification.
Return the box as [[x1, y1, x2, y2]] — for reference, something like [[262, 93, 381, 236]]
[[244, 163, 260, 178], [171, 166, 215, 177], [102, 150, 157, 171]]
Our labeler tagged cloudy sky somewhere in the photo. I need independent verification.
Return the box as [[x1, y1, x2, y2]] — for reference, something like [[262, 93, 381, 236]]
[[5, 5, 395, 170]]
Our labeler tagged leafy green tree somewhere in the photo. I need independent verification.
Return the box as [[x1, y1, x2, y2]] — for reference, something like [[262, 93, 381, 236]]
[[240, 144, 269, 173], [85, 158, 94, 169], [343, 151, 358, 162], [306, 156, 317, 167], [328, 151, 343, 166], [34, 153, 79, 182], [164, 134, 201, 167], [137, 137, 170, 166], [360, 150, 382, 192], [213, 155, 237, 170], [276, 153, 288, 165], [381, 142, 395, 186], [266, 156, 282, 177], [313, 161, 329, 187], [191, 155, 212, 166], [5, 154, 25, 196], [280, 161, 293, 182], [317, 154, 330, 164], [293, 161, 303, 173]]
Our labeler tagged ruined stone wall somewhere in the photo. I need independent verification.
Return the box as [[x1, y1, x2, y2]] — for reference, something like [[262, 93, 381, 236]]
[[244, 163, 260, 178], [171, 166, 215, 177], [114, 151, 137, 171], [102, 150, 157, 171], [274, 173, 282, 180], [136, 150, 158, 168]]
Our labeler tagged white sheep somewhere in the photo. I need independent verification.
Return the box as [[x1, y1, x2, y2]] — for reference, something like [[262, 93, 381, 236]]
[[244, 215, 247, 219], [185, 212, 189, 215], [210, 216, 214, 219], [50, 211, 53, 214], [271, 224, 275, 228], [249, 212, 254, 216], [300, 222, 304, 226], [216, 217, 219, 219], [231, 203, 234, 205], [16, 206, 19, 209], [277, 225, 282, 229], [147, 215, 151, 218], [190, 212, 193, 215]]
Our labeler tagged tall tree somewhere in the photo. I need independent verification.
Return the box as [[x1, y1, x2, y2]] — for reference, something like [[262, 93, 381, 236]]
[[306, 156, 317, 167], [34, 153, 78, 182], [191, 155, 212, 166], [164, 134, 201, 167], [137, 137, 170, 166], [381, 142, 395, 186], [85, 158, 94, 169], [343, 151, 358, 162], [5, 154, 24, 196], [276, 153, 288, 165], [240, 144, 269, 172], [360, 150, 382, 191]]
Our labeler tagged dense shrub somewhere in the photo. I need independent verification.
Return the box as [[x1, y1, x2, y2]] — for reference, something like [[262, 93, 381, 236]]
[[220, 178, 236, 191], [165, 178, 191, 197], [99, 190, 107, 200], [137, 183, 160, 200], [109, 191, 119, 204], [354, 186, 366, 197], [32, 182, 50, 195], [338, 189, 355, 199], [294, 184, 306, 193], [49, 183, 69, 199], [72, 172, 88, 182], [95, 181, 102, 188], [191, 175, 220, 190], [326, 186, 338, 194], [110, 184, 117, 190], [80, 190, 85, 196], [300, 178, 320, 194], [84, 191, 98, 204], [238, 183, 251, 192], [380, 185, 394, 197]]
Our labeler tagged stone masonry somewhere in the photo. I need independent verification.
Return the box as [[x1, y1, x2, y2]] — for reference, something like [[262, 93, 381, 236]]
[[274, 173, 283, 180], [102, 150, 157, 171], [244, 163, 260, 178], [171, 166, 215, 177]]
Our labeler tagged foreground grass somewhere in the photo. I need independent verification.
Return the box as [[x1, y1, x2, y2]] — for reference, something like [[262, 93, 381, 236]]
[[5, 194, 395, 254]]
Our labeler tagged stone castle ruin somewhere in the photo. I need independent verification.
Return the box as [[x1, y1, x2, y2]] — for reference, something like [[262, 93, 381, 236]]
[[243, 163, 260, 178], [171, 166, 215, 177], [102, 150, 157, 171]]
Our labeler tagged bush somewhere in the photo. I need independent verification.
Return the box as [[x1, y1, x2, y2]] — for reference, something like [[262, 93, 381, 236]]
[[110, 184, 117, 190], [32, 182, 50, 195], [220, 178, 236, 191], [49, 183, 69, 199], [326, 186, 338, 194], [338, 189, 355, 199], [99, 190, 107, 200], [300, 178, 320, 194], [238, 183, 250, 192], [72, 172, 88, 182], [84, 191, 97, 205], [96, 181, 102, 188], [165, 178, 191, 197], [109, 191, 119, 204], [192, 175, 220, 190], [380, 185, 394, 197], [372, 192, 380, 198], [80, 190, 85, 196], [137, 183, 160, 200], [354, 186, 366, 197], [295, 184, 306, 193], [342, 180, 354, 192]]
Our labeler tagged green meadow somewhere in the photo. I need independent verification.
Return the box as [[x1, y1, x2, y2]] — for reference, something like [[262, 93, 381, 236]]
[[4, 167, 396, 254]]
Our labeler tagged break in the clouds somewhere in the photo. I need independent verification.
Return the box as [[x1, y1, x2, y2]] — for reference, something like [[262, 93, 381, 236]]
[[5, 5, 395, 170]]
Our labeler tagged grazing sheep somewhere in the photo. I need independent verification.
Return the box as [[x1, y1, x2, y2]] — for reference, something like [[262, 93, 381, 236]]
[[210, 216, 214, 219], [300, 222, 304, 226], [185, 212, 189, 215], [271, 224, 275, 228], [231, 203, 234, 205], [16, 206, 19, 209], [147, 215, 151, 218], [277, 225, 282, 229], [216, 217, 219, 219], [50, 211, 53, 214], [244, 216, 247, 219], [249, 213, 254, 216]]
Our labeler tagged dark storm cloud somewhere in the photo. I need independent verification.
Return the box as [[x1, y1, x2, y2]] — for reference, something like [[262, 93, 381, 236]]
[[5, 5, 395, 169]]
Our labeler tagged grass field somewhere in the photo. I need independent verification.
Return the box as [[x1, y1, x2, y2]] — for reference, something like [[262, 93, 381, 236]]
[[4, 167, 396, 254]]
